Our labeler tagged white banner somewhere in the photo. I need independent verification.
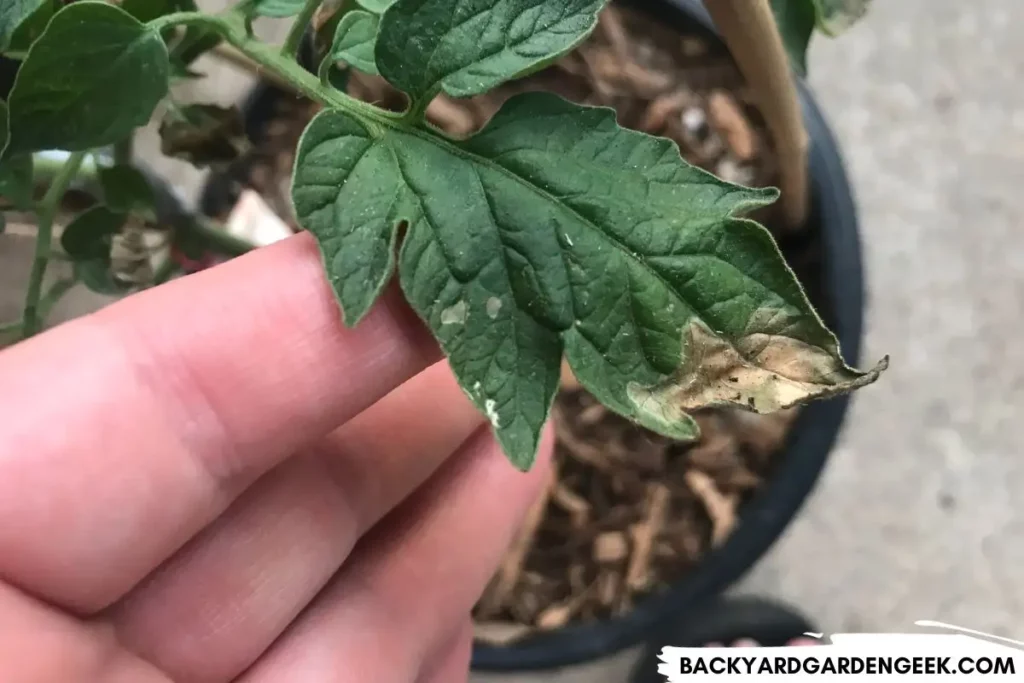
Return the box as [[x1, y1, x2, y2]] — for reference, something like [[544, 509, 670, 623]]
[[658, 622, 1024, 681]]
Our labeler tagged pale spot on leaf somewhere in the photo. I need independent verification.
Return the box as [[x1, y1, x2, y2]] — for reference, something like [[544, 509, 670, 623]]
[[440, 300, 467, 325], [486, 296, 503, 319], [485, 399, 501, 427]]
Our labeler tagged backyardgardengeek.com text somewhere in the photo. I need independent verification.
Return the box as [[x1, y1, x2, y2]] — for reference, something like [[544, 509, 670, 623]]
[[676, 654, 1016, 676]]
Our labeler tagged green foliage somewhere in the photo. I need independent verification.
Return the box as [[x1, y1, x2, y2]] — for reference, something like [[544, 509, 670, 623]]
[[0, 101, 7, 158], [59, 206, 132, 295], [4, 3, 170, 155], [158, 104, 250, 167], [99, 165, 156, 216], [355, 0, 393, 12], [0, 0, 46, 51], [324, 9, 379, 77], [242, 0, 310, 18], [771, 0, 871, 74], [290, 0, 883, 468], [1, 0, 881, 469], [0, 103, 34, 209], [770, 0, 816, 75], [376, 0, 606, 101], [0, 153, 34, 210]]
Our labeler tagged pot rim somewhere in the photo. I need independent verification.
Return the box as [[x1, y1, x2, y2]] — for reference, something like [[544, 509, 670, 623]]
[[197, 0, 866, 670]]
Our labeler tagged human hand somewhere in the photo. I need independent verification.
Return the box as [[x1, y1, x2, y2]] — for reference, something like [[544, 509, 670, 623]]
[[0, 234, 552, 683]]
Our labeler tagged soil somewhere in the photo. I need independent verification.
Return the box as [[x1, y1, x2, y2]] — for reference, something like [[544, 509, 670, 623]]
[[205, 3, 828, 643]]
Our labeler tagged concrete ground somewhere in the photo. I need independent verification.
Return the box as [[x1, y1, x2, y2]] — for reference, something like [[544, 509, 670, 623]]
[[2, 0, 1022, 681]]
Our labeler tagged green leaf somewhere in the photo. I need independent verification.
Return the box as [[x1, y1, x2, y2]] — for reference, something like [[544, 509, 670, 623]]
[[5, 0, 55, 53], [59, 205, 131, 295], [376, 0, 607, 101], [98, 164, 155, 215], [5, 2, 170, 156], [293, 92, 885, 469], [158, 104, 250, 168], [356, 0, 393, 12], [771, 0, 871, 73], [0, 153, 34, 209], [0, 100, 8, 158], [0, 0, 46, 51], [292, 112, 407, 328], [325, 9, 379, 77], [813, 0, 871, 34], [169, 23, 222, 69], [121, 0, 198, 23], [243, 0, 309, 18], [771, 0, 815, 76]]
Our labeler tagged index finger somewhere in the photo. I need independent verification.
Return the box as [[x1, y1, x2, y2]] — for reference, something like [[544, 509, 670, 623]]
[[0, 233, 438, 613]]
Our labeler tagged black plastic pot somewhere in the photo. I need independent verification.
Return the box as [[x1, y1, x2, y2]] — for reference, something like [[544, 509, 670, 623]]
[[199, 0, 867, 671]]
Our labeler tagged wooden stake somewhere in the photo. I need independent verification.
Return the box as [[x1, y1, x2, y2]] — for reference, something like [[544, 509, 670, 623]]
[[704, 0, 809, 229]]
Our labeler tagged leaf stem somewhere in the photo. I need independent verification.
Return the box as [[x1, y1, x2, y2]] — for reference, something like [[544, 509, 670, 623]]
[[31, 151, 102, 189], [113, 137, 134, 166], [179, 215, 256, 257], [21, 151, 86, 340], [0, 320, 22, 336], [150, 12, 397, 125], [282, 0, 321, 58], [38, 276, 78, 322]]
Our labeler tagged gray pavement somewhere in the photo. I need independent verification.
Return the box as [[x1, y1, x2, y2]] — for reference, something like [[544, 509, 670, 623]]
[[1, 1, 1022, 681]]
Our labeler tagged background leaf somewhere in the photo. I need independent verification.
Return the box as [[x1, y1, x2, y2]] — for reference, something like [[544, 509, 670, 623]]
[[326, 10, 379, 76], [814, 0, 871, 34], [771, 0, 871, 73], [293, 93, 883, 469], [376, 0, 607, 100], [243, 0, 309, 18], [770, 0, 815, 76], [59, 205, 131, 295], [0, 0, 46, 51], [5, 0, 55, 53], [158, 104, 250, 167], [356, 0, 393, 12], [99, 164, 156, 215], [5, 2, 170, 155], [0, 153, 33, 209], [0, 100, 8, 157]]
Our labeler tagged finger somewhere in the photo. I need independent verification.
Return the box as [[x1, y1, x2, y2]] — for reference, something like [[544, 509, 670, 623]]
[[0, 582, 166, 683], [108, 361, 483, 683], [241, 427, 554, 683], [415, 620, 473, 683], [0, 233, 437, 612]]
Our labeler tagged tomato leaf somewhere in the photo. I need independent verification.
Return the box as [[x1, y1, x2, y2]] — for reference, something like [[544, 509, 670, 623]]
[[0, 0, 47, 51], [324, 9, 379, 77], [60, 205, 132, 295], [0, 153, 33, 209], [98, 164, 156, 215], [158, 104, 250, 168], [375, 0, 606, 101], [771, 0, 871, 74], [292, 92, 885, 469], [5, 2, 170, 155]]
